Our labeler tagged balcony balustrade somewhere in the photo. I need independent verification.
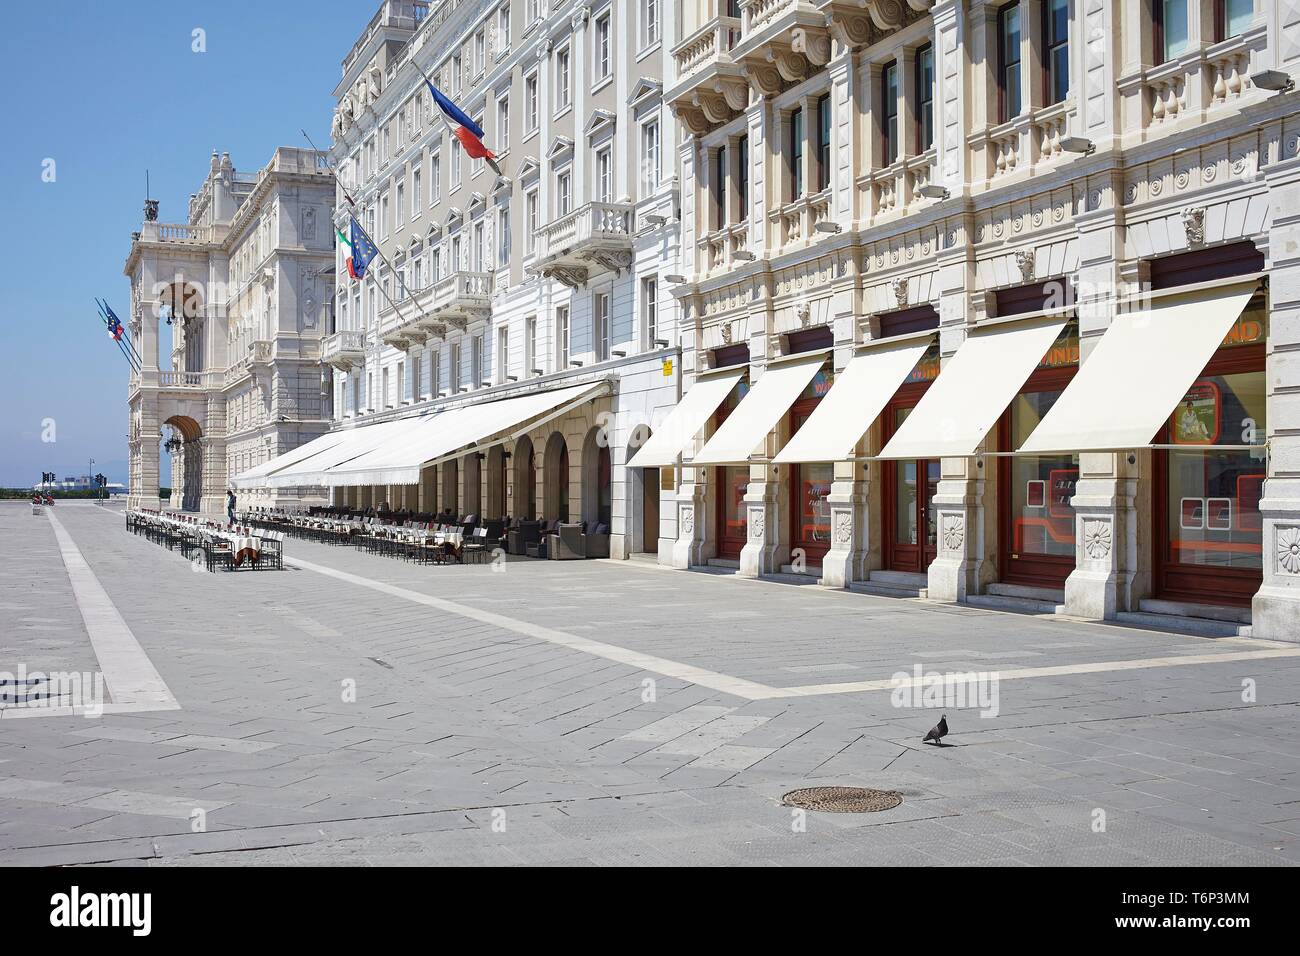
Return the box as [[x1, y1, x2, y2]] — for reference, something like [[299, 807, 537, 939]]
[[530, 202, 635, 289]]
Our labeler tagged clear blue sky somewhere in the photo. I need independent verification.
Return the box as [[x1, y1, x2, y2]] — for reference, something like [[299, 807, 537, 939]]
[[0, 1, 368, 486]]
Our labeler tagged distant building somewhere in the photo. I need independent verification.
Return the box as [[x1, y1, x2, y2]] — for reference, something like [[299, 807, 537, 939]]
[[35, 476, 126, 495], [123, 148, 336, 513]]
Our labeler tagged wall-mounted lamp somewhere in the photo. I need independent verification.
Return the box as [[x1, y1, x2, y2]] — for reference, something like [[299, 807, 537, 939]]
[[507, 375, 518, 382], [1251, 69, 1294, 93], [569, 360, 583, 367], [664, 274, 687, 284], [813, 221, 842, 234], [612, 349, 627, 358], [1060, 136, 1096, 156], [530, 368, 544, 376], [654, 339, 670, 348], [918, 184, 950, 200], [643, 213, 668, 226], [733, 250, 756, 260]]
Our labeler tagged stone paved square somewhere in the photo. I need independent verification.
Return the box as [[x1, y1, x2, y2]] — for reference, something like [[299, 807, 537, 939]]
[[2, 500, 1299, 867]]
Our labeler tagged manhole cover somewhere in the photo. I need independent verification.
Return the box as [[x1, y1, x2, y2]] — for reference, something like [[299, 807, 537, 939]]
[[781, 786, 903, 813]]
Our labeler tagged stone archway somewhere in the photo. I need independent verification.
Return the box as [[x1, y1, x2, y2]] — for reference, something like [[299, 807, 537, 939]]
[[580, 426, 612, 528], [543, 431, 569, 522], [161, 414, 203, 512], [513, 435, 536, 520]]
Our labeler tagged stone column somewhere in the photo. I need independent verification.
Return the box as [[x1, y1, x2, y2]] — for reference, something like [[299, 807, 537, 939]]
[[1254, 156, 1300, 641], [672, 297, 708, 568], [739, 283, 778, 578]]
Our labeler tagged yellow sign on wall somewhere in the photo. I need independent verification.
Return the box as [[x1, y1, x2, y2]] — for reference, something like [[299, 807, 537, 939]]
[[662, 358, 674, 377]]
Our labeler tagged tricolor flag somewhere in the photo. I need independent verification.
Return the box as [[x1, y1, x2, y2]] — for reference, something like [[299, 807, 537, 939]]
[[426, 80, 502, 176], [337, 216, 379, 280]]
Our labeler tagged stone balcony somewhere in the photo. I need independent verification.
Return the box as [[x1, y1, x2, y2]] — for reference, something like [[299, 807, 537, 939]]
[[730, 0, 832, 97], [223, 340, 274, 386], [323, 329, 366, 369], [667, 15, 747, 135], [968, 100, 1077, 186], [136, 221, 213, 245], [379, 270, 493, 348], [530, 202, 635, 289]]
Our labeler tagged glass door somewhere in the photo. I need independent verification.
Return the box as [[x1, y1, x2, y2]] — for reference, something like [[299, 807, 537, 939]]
[[788, 403, 833, 566], [883, 403, 939, 572]]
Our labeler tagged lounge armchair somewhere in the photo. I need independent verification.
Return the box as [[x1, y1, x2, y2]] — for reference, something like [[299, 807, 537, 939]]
[[582, 521, 611, 559], [547, 522, 586, 560]]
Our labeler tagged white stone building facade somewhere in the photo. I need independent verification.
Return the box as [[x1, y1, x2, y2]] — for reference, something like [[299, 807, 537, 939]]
[[323, 0, 683, 558], [657, 0, 1300, 640], [124, 148, 336, 514]]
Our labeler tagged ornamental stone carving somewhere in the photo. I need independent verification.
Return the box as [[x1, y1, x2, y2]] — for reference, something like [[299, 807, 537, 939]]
[[1182, 207, 1206, 247], [1014, 249, 1035, 283], [681, 507, 695, 536], [1082, 519, 1112, 561], [890, 277, 908, 307], [941, 514, 964, 552], [1278, 527, 1300, 575], [750, 510, 766, 541], [834, 511, 852, 544]]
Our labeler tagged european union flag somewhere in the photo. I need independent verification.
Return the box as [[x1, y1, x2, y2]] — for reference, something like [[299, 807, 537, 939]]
[[349, 217, 378, 280]]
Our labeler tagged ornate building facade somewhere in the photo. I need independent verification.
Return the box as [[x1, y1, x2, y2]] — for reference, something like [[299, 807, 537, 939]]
[[652, 0, 1300, 640], [311, 0, 682, 559], [124, 148, 336, 513]]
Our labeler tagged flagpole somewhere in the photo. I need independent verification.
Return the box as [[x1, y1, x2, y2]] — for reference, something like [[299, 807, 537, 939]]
[[300, 129, 428, 333], [98, 299, 142, 369], [95, 300, 137, 370]]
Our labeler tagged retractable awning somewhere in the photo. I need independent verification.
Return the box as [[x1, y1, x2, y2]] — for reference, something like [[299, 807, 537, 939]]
[[692, 351, 827, 465], [877, 314, 1070, 460], [263, 416, 432, 489], [1018, 282, 1257, 454], [231, 431, 349, 489], [774, 334, 934, 464], [626, 366, 746, 469], [324, 381, 607, 487]]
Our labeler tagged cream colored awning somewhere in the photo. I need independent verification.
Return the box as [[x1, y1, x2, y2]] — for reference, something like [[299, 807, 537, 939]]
[[626, 366, 746, 469], [1018, 282, 1257, 454], [324, 382, 607, 486], [264, 416, 433, 488], [774, 335, 934, 464], [877, 315, 1070, 460], [692, 352, 827, 466], [231, 431, 349, 489]]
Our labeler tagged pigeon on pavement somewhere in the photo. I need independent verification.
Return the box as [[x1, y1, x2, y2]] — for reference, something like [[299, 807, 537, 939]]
[[923, 715, 948, 746]]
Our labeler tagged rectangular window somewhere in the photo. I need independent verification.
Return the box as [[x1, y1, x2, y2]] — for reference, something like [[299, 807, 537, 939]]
[[882, 62, 900, 164], [380, 192, 390, 239], [366, 372, 373, 411], [474, 29, 485, 76], [430, 153, 441, 205], [431, 349, 441, 396], [1157, 0, 1189, 63], [396, 180, 405, 228], [998, 3, 1022, 122], [452, 234, 462, 271], [642, 0, 659, 48], [917, 45, 935, 151], [1044, 0, 1069, 105], [596, 146, 613, 203], [412, 351, 422, 401], [526, 189, 539, 254], [382, 366, 390, 408], [411, 167, 422, 217], [817, 94, 831, 190], [497, 96, 510, 151], [498, 207, 510, 267], [594, 292, 610, 361], [472, 221, 484, 271], [496, 327, 509, 384], [431, 245, 442, 280], [790, 107, 804, 197], [451, 139, 462, 189], [452, 54, 462, 94], [713, 146, 727, 227], [642, 277, 658, 347], [1220, 0, 1253, 39], [641, 119, 661, 196], [396, 361, 405, 404], [595, 12, 611, 80], [525, 72, 539, 131], [737, 135, 749, 217], [527, 0, 539, 24], [382, 127, 390, 164], [557, 171, 572, 216], [451, 343, 462, 390], [498, 3, 511, 50], [525, 316, 537, 375], [472, 334, 483, 387], [556, 306, 570, 369], [556, 46, 571, 111]]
